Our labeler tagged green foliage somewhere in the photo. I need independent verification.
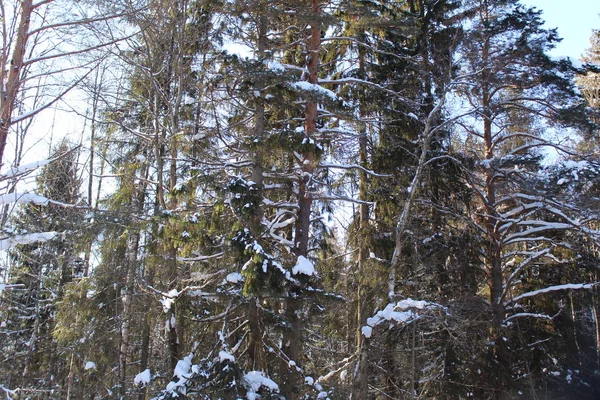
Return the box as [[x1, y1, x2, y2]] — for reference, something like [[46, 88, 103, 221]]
[[231, 229, 287, 296]]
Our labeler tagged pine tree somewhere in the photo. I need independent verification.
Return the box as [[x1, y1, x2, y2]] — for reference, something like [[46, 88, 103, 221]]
[[448, 0, 597, 397]]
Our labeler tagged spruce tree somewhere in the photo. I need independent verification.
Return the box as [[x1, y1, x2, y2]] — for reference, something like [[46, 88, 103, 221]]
[[0, 141, 84, 396]]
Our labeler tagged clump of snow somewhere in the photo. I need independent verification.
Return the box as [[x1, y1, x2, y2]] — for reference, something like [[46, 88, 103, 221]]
[[84, 361, 96, 371], [135, 154, 146, 163], [290, 81, 338, 102], [160, 289, 180, 313], [362, 298, 444, 338], [134, 369, 151, 386], [396, 299, 428, 310], [174, 353, 193, 379], [361, 326, 373, 338], [225, 272, 244, 284], [266, 60, 285, 73], [166, 353, 195, 394], [243, 371, 279, 400], [219, 350, 235, 363], [292, 256, 315, 276]]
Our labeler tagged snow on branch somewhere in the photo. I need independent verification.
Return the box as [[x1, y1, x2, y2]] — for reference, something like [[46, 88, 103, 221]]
[[0, 192, 79, 209], [318, 162, 391, 177], [361, 298, 445, 338], [0, 192, 50, 206], [165, 353, 195, 395], [504, 312, 554, 324], [289, 81, 339, 102], [0, 159, 51, 180], [177, 252, 223, 262], [134, 369, 151, 387], [505, 282, 600, 306], [243, 371, 280, 400], [0, 232, 58, 251]]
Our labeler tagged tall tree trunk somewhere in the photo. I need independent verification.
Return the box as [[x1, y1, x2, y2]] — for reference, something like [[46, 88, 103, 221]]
[[247, 10, 268, 371], [119, 229, 141, 397], [351, 40, 371, 400], [481, 30, 509, 393], [280, 2, 322, 398], [293, 0, 320, 258], [66, 353, 76, 400], [119, 167, 146, 396]]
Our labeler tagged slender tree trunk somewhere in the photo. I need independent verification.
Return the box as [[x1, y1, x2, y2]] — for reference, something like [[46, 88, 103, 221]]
[[351, 42, 371, 400], [247, 10, 268, 372], [66, 353, 76, 400], [593, 273, 600, 369], [83, 67, 104, 276], [119, 167, 146, 396], [119, 229, 141, 396]]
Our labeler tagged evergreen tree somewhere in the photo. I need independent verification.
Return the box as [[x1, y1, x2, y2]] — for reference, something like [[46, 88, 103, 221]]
[[446, 0, 598, 397], [0, 141, 84, 396]]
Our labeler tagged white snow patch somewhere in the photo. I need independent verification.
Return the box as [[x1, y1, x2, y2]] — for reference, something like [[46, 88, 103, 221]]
[[134, 369, 151, 386], [362, 298, 444, 337], [396, 299, 429, 310], [0, 159, 51, 179], [266, 60, 286, 73], [166, 353, 194, 394], [0, 192, 50, 206], [225, 272, 244, 284], [135, 154, 146, 163], [290, 81, 337, 101], [84, 361, 96, 371], [243, 371, 279, 400], [160, 289, 180, 313], [0, 232, 58, 251], [361, 325, 373, 338], [292, 256, 315, 276], [174, 353, 193, 379], [219, 350, 235, 363]]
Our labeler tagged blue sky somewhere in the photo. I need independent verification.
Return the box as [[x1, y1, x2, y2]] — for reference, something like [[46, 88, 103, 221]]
[[521, 0, 600, 60]]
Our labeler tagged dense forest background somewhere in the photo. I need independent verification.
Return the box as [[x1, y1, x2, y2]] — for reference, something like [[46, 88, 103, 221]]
[[2, 0, 600, 399]]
